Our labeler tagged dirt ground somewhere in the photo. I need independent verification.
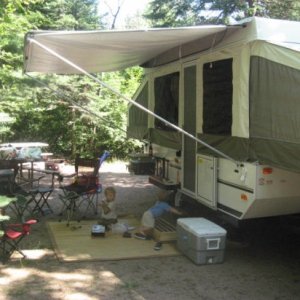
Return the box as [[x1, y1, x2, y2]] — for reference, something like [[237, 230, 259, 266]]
[[1, 161, 300, 300]]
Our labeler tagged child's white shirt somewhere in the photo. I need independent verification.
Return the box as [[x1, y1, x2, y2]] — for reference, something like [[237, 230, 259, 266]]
[[102, 199, 117, 219]]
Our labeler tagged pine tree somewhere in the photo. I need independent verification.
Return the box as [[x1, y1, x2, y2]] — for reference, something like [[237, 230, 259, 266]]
[[144, 0, 300, 27]]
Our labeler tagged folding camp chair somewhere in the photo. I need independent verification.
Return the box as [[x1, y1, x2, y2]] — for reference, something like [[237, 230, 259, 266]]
[[13, 171, 54, 217], [29, 184, 54, 216], [58, 151, 110, 226], [0, 219, 37, 263]]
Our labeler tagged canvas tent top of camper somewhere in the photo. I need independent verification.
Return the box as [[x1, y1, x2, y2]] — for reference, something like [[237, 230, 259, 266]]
[[24, 17, 300, 74]]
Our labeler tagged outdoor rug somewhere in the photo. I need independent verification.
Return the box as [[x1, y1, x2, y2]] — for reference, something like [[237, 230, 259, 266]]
[[47, 216, 181, 262]]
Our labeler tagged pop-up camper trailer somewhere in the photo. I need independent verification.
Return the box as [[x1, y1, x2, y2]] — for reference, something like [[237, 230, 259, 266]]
[[127, 17, 300, 222], [24, 17, 300, 223]]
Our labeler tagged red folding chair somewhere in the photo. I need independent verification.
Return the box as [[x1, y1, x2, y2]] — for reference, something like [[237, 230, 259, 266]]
[[0, 219, 37, 263], [58, 151, 109, 225]]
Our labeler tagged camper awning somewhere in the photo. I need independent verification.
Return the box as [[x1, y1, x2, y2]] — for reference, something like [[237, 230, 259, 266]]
[[24, 26, 230, 74]]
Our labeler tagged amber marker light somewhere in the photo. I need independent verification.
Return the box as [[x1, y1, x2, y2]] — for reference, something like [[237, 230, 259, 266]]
[[241, 194, 248, 201], [263, 167, 273, 175]]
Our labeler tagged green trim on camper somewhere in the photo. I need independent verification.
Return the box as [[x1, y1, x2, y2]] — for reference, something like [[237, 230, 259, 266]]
[[149, 128, 181, 150], [250, 56, 300, 144], [126, 126, 148, 140], [250, 138, 300, 172], [197, 134, 300, 172], [126, 127, 182, 150], [197, 134, 253, 162], [127, 82, 148, 140], [128, 82, 148, 127]]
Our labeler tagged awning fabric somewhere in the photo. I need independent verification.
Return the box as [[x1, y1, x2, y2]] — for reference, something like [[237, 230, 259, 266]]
[[24, 26, 228, 74]]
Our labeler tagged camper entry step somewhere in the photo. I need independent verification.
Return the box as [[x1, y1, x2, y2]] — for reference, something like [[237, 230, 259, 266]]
[[153, 217, 177, 242]]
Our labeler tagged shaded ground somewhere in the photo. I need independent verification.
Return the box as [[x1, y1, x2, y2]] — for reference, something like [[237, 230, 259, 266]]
[[1, 161, 300, 300]]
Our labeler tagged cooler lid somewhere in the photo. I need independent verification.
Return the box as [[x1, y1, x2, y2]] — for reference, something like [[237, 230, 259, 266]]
[[177, 218, 227, 236]]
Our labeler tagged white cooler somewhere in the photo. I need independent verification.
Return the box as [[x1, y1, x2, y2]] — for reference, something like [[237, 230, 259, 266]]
[[177, 218, 227, 265]]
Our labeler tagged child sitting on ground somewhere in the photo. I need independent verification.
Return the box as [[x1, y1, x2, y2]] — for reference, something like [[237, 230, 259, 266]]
[[98, 186, 118, 229], [134, 190, 184, 249]]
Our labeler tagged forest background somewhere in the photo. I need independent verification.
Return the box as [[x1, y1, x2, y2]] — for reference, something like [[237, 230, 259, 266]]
[[0, 0, 299, 160]]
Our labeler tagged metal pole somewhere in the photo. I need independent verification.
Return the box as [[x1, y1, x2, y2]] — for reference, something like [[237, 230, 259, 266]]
[[27, 37, 238, 164]]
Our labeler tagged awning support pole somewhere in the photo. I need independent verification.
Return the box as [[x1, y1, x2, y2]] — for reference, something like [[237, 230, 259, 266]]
[[27, 38, 239, 165]]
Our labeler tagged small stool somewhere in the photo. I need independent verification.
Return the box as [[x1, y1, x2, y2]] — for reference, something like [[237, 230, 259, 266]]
[[30, 187, 53, 215]]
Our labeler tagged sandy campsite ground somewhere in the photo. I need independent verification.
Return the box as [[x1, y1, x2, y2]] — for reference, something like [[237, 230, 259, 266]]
[[1, 161, 300, 300]]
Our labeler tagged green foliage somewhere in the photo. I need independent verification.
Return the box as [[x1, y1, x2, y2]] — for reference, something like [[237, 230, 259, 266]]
[[257, 0, 300, 21], [0, 0, 143, 160], [144, 0, 196, 27], [27, 0, 102, 30], [145, 0, 300, 26]]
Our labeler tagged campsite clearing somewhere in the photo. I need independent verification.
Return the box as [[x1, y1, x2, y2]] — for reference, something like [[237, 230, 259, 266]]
[[1, 161, 300, 300]]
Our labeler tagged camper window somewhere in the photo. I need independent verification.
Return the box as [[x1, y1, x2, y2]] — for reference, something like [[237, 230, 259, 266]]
[[154, 72, 179, 130], [202, 58, 233, 135]]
